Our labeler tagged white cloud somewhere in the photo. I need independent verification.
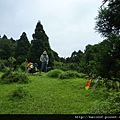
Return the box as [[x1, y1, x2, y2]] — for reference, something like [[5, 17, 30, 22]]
[[0, 0, 103, 57]]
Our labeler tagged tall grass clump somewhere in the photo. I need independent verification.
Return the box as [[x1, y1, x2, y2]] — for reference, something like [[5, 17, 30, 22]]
[[47, 69, 87, 79], [0, 60, 6, 72], [47, 69, 63, 78], [88, 91, 120, 114], [59, 70, 80, 79], [59, 71, 87, 79], [0, 70, 30, 84], [79, 73, 88, 79], [9, 87, 29, 101]]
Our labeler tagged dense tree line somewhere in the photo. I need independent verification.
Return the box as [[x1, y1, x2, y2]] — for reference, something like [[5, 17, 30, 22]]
[[0, 21, 60, 69], [0, 0, 119, 81], [59, 0, 120, 81]]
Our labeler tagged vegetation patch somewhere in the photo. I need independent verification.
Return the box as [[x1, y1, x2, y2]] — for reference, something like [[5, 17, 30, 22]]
[[9, 87, 30, 101], [88, 91, 120, 114], [0, 60, 6, 72], [59, 71, 80, 79], [47, 69, 87, 79], [47, 69, 63, 78], [0, 72, 119, 114], [0, 70, 30, 84]]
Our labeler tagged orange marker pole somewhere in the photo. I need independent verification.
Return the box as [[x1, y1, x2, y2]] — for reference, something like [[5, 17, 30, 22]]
[[85, 79, 91, 90]]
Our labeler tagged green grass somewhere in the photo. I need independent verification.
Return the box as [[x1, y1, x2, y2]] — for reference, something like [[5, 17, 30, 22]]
[[0, 72, 106, 114]]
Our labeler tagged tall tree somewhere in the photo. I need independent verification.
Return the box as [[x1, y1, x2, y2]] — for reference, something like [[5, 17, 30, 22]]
[[15, 32, 30, 64], [0, 35, 16, 60], [79, 44, 96, 74], [95, 0, 120, 37], [70, 50, 83, 63], [28, 21, 55, 68], [94, 0, 120, 79]]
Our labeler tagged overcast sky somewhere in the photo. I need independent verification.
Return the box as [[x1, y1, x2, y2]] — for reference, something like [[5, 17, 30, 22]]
[[0, 0, 103, 57]]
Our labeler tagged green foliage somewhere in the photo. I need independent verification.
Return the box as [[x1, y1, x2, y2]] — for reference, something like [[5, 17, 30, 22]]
[[79, 35, 120, 81], [79, 44, 98, 74], [0, 36, 16, 60], [79, 73, 88, 79], [59, 71, 87, 79], [0, 72, 119, 114], [9, 87, 29, 101], [59, 71, 81, 79], [53, 61, 65, 70], [102, 80, 119, 92], [8, 56, 16, 68], [95, 0, 120, 37], [53, 61, 80, 72], [28, 21, 55, 68], [0, 22, 59, 70], [0, 70, 30, 84], [88, 91, 120, 114], [19, 61, 27, 71], [0, 60, 6, 72], [47, 69, 63, 78], [15, 32, 30, 65], [47, 69, 87, 79], [59, 72, 70, 79], [93, 0, 120, 80], [69, 50, 83, 63]]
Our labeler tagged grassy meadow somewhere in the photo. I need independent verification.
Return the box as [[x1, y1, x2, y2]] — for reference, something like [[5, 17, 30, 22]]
[[0, 71, 109, 114]]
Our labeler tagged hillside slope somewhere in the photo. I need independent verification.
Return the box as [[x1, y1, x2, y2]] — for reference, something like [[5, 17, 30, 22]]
[[0, 73, 105, 114]]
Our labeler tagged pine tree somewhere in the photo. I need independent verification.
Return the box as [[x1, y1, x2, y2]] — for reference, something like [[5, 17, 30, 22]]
[[0, 35, 16, 60], [15, 32, 30, 64], [28, 20, 55, 68]]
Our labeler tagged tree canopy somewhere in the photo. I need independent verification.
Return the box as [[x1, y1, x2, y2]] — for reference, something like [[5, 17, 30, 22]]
[[95, 0, 120, 37]]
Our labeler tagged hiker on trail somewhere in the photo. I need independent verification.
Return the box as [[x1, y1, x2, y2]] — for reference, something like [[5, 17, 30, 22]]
[[33, 62, 39, 72], [39, 51, 49, 76], [26, 62, 39, 75], [26, 62, 34, 75]]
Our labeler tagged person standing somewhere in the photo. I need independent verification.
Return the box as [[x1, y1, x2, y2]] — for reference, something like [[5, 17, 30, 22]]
[[39, 51, 49, 76]]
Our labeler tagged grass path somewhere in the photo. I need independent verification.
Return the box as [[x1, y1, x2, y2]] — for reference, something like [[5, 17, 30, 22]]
[[0, 73, 105, 114]]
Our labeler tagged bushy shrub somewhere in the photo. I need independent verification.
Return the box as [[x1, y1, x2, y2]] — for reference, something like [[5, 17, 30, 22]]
[[20, 62, 27, 71], [88, 91, 120, 114], [1, 69, 11, 80], [53, 62, 80, 71], [47, 69, 63, 78], [53, 61, 65, 70], [47, 69, 87, 80], [79, 73, 88, 79], [59, 71, 81, 79], [107, 92, 120, 113], [0, 70, 30, 84], [59, 72, 70, 79], [0, 60, 7, 72], [9, 87, 29, 100]]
